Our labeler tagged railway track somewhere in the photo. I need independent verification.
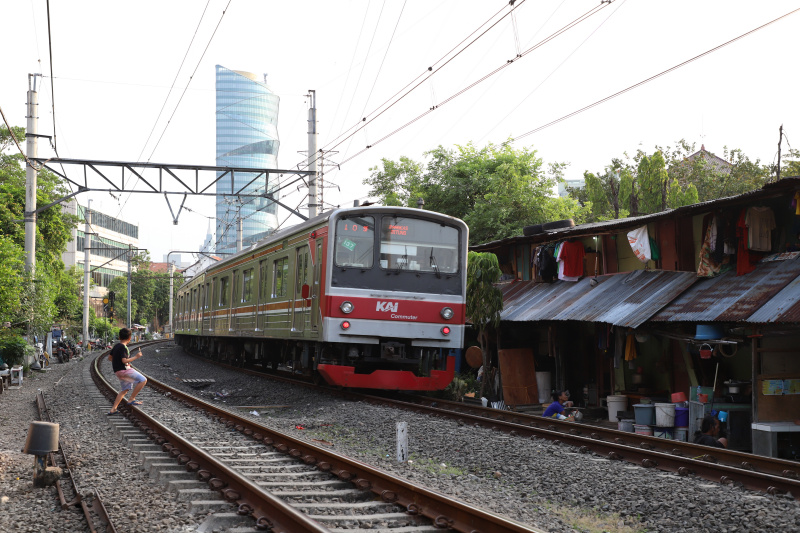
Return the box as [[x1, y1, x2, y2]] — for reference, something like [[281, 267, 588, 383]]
[[35, 389, 117, 533], [176, 347, 800, 500], [90, 349, 543, 533]]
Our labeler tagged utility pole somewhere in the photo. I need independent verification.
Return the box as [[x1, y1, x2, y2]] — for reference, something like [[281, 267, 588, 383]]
[[127, 244, 133, 330], [307, 90, 318, 219], [236, 217, 243, 252], [168, 262, 174, 338], [82, 200, 92, 344], [24, 74, 40, 273]]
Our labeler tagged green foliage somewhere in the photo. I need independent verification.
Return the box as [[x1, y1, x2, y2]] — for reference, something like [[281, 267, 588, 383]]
[[466, 251, 503, 397], [0, 236, 25, 320], [0, 332, 27, 366], [365, 141, 583, 245]]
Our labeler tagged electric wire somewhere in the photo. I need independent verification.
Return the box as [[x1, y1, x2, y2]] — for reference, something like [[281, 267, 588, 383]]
[[479, 0, 626, 144], [508, 5, 800, 145], [337, 1, 608, 166], [115, 0, 234, 219], [45, 0, 57, 153], [322, 1, 522, 154], [135, 0, 213, 165], [330, 2, 372, 136]]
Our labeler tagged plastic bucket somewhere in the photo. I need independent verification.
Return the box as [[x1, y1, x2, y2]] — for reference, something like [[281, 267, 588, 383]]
[[634, 424, 653, 436], [654, 427, 674, 439], [697, 393, 709, 403], [718, 411, 728, 423], [671, 392, 688, 403], [535, 372, 551, 404], [618, 419, 635, 433], [633, 404, 655, 425], [673, 427, 688, 442], [674, 406, 689, 427], [607, 395, 628, 423], [655, 403, 676, 427]]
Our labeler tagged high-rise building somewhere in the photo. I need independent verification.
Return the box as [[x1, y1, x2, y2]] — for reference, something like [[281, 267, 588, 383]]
[[215, 65, 280, 253]]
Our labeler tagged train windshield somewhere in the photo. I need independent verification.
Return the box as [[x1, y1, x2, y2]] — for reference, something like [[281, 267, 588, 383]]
[[380, 216, 459, 273], [334, 216, 375, 268]]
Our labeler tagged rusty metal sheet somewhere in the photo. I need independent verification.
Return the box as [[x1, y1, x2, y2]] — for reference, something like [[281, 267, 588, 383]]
[[651, 255, 800, 323], [747, 271, 800, 323], [499, 270, 696, 328]]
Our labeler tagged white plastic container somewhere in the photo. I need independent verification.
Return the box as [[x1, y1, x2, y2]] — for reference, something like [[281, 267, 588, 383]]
[[607, 395, 628, 422], [655, 403, 676, 427], [536, 372, 551, 403]]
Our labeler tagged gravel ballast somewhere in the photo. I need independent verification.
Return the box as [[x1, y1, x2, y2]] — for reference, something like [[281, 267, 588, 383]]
[[1, 343, 798, 532]]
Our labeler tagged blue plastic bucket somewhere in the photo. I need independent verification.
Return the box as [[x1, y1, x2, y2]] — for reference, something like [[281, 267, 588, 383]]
[[718, 411, 728, 423], [674, 407, 689, 427], [634, 404, 655, 425]]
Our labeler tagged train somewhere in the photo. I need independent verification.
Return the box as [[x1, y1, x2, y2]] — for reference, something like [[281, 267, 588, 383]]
[[173, 205, 468, 390]]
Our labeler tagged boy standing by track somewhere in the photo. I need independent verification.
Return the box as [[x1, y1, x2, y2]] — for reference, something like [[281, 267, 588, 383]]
[[108, 328, 147, 414]]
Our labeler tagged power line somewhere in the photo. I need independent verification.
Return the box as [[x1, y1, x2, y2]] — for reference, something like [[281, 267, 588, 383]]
[[115, 0, 234, 219], [337, 1, 609, 166], [45, 0, 57, 153], [508, 5, 800, 144]]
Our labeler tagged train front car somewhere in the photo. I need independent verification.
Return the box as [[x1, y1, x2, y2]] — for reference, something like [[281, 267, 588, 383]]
[[318, 207, 467, 390]]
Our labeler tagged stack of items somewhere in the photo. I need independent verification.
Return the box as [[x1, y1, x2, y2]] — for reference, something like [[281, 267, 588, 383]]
[[671, 392, 690, 441]]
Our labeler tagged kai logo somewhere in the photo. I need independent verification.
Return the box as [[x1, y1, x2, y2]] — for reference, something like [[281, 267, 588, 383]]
[[376, 301, 399, 313]]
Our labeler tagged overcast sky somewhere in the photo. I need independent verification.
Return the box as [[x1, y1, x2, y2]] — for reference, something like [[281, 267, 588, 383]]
[[2, 0, 798, 261]]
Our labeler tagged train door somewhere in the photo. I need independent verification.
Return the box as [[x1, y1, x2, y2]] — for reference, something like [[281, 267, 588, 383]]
[[197, 285, 204, 333], [231, 269, 240, 331], [258, 259, 268, 332], [310, 239, 322, 332], [291, 245, 310, 333]]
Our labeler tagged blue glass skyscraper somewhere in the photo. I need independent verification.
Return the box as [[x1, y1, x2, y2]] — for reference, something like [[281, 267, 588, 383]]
[[215, 65, 280, 253]]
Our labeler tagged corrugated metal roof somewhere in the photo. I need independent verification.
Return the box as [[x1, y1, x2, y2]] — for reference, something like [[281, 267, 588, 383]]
[[471, 177, 800, 251], [499, 270, 697, 328], [650, 255, 800, 323]]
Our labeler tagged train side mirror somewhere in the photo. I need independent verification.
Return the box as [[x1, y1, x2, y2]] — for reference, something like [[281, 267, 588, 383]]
[[301, 284, 310, 299]]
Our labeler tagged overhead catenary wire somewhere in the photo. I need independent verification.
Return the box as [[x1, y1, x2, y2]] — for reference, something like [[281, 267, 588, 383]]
[[115, 0, 234, 219], [336, 1, 609, 167], [508, 5, 800, 144]]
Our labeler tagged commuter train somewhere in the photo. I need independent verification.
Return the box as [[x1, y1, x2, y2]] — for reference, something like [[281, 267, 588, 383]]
[[173, 206, 467, 390]]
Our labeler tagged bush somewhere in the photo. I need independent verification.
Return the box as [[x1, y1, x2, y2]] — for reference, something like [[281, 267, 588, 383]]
[[0, 334, 27, 366]]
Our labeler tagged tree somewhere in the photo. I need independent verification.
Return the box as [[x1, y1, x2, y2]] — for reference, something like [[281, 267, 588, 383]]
[[466, 251, 503, 399], [366, 141, 587, 245]]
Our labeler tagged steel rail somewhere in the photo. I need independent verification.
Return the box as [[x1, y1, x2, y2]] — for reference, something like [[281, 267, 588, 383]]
[[364, 394, 800, 498], [93, 351, 543, 533], [174, 346, 800, 498], [35, 391, 117, 533]]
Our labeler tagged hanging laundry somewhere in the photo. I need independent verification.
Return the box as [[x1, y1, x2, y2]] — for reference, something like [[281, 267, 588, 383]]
[[559, 240, 585, 277], [624, 332, 637, 361], [698, 221, 731, 277], [648, 237, 661, 261], [745, 206, 776, 251], [736, 209, 756, 276], [555, 242, 581, 282], [627, 226, 651, 262]]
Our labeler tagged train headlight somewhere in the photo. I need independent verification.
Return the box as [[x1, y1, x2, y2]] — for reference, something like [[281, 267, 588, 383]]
[[340, 301, 354, 314], [341, 320, 351, 330], [440, 307, 454, 320], [441, 326, 451, 336]]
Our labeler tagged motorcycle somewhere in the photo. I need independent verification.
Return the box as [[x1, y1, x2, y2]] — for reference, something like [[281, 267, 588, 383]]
[[55, 340, 72, 363]]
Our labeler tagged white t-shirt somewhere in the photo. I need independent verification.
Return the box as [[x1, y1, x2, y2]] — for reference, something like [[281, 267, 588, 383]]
[[745, 207, 775, 252]]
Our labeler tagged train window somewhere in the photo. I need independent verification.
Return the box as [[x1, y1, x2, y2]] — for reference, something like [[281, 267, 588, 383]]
[[233, 271, 240, 304], [243, 269, 253, 302], [272, 257, 289, 298], [219, 276, 230, 307], [259, 260, 269, 299], [335, 216, 374, 268], [380, 216, 460, 273], [296, 247, 309, 291]]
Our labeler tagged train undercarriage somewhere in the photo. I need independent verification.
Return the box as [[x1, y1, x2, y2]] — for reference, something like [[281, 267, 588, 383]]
[[174, 334, 455, 390]]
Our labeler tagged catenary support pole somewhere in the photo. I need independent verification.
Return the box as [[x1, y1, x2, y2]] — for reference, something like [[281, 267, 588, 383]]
[[82, 200, 92, 345], [168, 262, 174, 337], [24, 74, 40, 273], [307, 90, 318, 219], [236, 217, 242, 252], [127, 244, 132, 329]]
